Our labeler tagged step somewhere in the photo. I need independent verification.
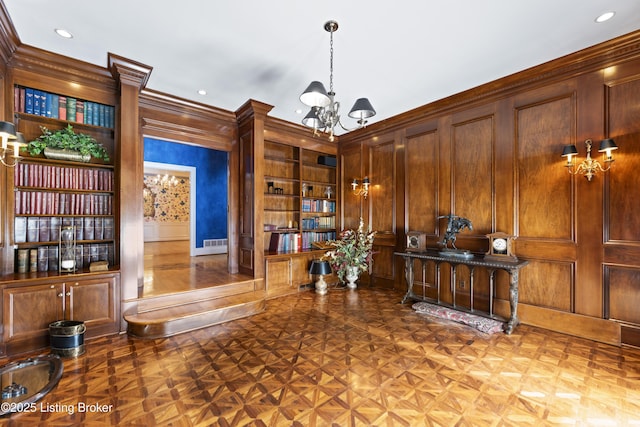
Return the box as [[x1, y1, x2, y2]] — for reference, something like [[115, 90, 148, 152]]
[[137, 279, 259, 312], [125, 288, 265, 339]]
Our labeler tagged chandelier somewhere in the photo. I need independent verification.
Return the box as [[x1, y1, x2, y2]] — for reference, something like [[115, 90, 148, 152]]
[[300, 20, 376, 142]]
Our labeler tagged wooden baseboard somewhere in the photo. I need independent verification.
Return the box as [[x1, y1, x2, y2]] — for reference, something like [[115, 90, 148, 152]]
[[494, 300, 621, 345]]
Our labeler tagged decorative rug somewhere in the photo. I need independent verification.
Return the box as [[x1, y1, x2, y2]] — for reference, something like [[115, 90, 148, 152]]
[[412, 301, 505, 334]]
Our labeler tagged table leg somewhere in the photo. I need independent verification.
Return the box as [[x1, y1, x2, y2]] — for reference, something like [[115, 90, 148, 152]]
[[505, 269, 520, 334], [401, 256, 416, 303], [470, 266, 475, 312]]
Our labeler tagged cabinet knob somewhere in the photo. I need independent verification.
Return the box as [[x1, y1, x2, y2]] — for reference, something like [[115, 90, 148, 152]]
[[50, 285, 55, 289], [66, 292, 71, 296], [57, 293, 63, 298]]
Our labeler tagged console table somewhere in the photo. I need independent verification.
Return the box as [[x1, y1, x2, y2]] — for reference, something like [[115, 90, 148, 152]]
[[395, 250, 529, 334]]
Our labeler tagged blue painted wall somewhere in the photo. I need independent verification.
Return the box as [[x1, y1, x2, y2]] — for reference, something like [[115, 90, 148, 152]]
[[143, 137, 228, 247]]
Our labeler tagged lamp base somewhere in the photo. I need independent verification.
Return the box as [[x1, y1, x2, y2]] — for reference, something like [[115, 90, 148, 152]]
[[315, 276, 328, 295]]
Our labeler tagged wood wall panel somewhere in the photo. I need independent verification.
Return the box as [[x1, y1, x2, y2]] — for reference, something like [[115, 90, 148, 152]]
[[406, 131, 438, 235], [607, 78, 640, 243], [451, 117, 493, 234], [518, 259, 573, 312], [607, 266, 640, 324], [516, 95, 574, 240], [370, 141, 395, 234], [340, 147, 363, 230], [338, 32, 640, 344]]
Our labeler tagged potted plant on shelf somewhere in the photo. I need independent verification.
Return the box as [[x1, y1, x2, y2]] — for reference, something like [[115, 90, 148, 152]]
[[23, 125, 110, 163], [324, 218, 376, 289]]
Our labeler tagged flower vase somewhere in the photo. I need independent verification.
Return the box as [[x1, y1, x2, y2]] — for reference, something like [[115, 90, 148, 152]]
[[345, 266, 360, 289]]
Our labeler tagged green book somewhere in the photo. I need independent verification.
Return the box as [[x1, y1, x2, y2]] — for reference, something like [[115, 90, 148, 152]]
[[66, 97, 77, 122]]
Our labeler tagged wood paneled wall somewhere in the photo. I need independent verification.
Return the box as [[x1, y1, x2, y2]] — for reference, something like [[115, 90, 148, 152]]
[[339, 31, 640, 346]]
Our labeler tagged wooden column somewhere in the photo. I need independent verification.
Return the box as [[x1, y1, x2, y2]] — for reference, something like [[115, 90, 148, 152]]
[[108, 53, 152, 331]]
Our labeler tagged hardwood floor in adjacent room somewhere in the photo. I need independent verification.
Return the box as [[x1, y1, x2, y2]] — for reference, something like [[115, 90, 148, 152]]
[[4, 287, 640, 426], [143, 241, 252, 297]]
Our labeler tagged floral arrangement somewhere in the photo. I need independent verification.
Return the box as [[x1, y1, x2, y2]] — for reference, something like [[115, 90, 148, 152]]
[[324, 218, 376, 283]]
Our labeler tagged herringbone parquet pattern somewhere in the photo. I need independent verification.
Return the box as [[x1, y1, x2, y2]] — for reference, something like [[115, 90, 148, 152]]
[[4, 287, 640, 426]]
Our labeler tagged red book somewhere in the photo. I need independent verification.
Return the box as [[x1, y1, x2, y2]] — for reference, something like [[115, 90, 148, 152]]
[[76, 100, 84, 123], [58, 95, 67, 120]]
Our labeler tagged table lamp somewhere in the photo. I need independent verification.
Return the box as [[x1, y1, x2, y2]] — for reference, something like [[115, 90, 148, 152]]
[[309, 260, 332, 295]]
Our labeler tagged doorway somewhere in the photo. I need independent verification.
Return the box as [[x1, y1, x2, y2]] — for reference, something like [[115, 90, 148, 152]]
[[142, 137, 233, 297]]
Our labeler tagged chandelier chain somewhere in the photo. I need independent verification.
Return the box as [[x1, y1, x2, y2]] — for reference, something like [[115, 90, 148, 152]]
[[329, 29, 334, 94]]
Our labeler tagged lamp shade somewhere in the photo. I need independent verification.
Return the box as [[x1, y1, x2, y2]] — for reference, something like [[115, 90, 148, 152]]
[[309, 260, 332, 275], [300, 81, 331, 108], [302, 108, 323, 129], [348, 98, 376, 120], [561, 144, 578, 157], [598, 138, 618, 153], [0, 121, 17, 139]]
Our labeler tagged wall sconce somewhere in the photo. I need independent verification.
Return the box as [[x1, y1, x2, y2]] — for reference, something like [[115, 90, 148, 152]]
[[0, 121, 24, 168], [351, 176, 370, 198], [561, 138, 618, 181], [309, 260, 332, 295]]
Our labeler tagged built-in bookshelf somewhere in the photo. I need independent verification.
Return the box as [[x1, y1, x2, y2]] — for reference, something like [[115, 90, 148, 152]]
[[264, 141, 337, 254], [7, 82, 117, 275], [11, 159, 116, 273]]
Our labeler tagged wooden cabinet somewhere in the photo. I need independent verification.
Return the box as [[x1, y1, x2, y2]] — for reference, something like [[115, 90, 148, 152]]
[[265, 253, 318, 298], [1, 272, 120, 356]]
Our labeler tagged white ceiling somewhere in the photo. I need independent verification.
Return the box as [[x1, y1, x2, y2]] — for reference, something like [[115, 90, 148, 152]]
[[4, 1, 640, 133]]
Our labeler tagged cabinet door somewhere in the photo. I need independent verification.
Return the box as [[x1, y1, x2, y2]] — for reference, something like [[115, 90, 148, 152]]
[[3, 283, 64, 343], [265, 258, 293, 298], [66, 275, 118, 337], [291, 254, 313, 288]]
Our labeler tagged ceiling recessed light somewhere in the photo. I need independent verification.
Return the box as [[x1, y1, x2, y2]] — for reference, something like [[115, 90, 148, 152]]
[[54, 28, 73, 39], [595, 11, 615, 23], [197, 89, 207, 95], [295, 109, 303, 115]]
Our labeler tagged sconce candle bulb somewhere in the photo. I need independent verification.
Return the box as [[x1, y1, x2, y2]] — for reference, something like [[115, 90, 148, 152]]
[[0, 121, 23, 168], [352, 176, 370, 198]]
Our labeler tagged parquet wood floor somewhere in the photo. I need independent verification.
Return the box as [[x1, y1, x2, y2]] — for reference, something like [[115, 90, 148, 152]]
[[4, 287, 640, 426]]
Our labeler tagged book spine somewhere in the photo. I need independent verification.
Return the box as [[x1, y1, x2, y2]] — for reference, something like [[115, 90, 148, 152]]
[[45, 92, 53, 117], [66, 97, 77, 122], [33, 90, 42, 115], [16, 249, 29, 273], [51, 94, 59, 119], [25, 88, 34, 114], [85, 102, 93, 125], [29, 248, 38, 272], [14, 217, 27, 243], [59, 95, 67, 120], [37, 246, 49, 272], [76, 100, 84, 123]]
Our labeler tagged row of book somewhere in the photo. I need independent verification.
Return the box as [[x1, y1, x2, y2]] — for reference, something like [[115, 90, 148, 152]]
[[14, 163, 114, 191], [301, 198, 336, 213], [301, 216, 336, 230], [14, 86, 115, 128], [15, 216, 115, 244], [16, 243, 114, 273], [268, 231, 302, 253], [15, 191, 113, 215], [268, 230, 337, 253], [301, 231, 336, 250]]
